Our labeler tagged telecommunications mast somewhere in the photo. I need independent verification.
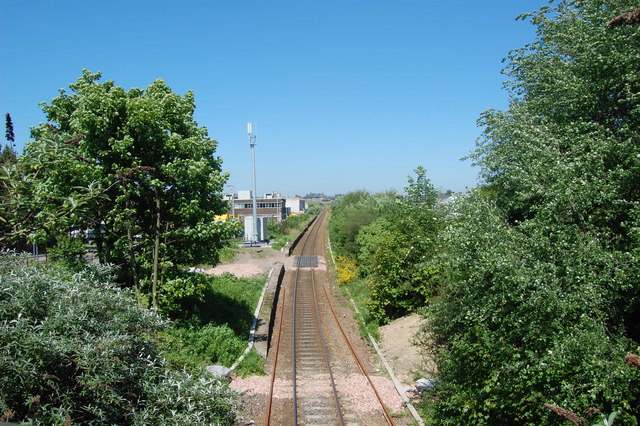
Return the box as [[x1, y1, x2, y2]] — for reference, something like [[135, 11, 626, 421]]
[[248, 122, 258, 244]]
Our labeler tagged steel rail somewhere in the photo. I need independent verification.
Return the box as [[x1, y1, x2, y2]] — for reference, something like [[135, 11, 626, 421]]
[[321, 284, 396, 426], [291, 212, 321, 422], [310, 258, 346, 426], [266, 210, 347, 425], [265, 287, 285, 426], [266, 210, 393, 425]]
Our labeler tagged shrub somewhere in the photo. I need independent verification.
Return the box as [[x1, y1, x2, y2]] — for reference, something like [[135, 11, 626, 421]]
[[336, 256, 357, 284], [428, 194, 640, 424], [0, 254, 237, 425]]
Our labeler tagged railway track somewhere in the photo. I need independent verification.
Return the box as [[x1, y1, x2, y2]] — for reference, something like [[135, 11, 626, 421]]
[[265, 211, 396, 425]]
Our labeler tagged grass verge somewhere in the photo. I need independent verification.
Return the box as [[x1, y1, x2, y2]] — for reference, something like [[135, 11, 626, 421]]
[[157, 273, 267, 376]]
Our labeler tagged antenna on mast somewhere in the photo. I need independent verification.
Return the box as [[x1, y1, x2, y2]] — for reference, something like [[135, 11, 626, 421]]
[[248, 122, 258, 244]]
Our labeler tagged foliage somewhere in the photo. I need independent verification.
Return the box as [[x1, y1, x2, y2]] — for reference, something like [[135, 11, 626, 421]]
[[217, 240, 240, 263], [283, 208, 318, 232], [0, 114, 18, 245], [4, 113, 15, 148], [157, 272, 265, 374], [0, 254, 237, 425], [329, 183, 442, 323], [3, 70, 237, 306], [336, 255, 357, 284], [268, 207, 320, 249], [158, 324, 245, 371], [427, 1, 640, 423], [339, 276, 380, 339], [267, 217, 285, 240], [429, 193, 640, 424], [363, 201, 441, 322], [234, 347, 267, 377], [328, 190, 379, 258], [160, 272, 263, 330], [405, 166, 437, 206]]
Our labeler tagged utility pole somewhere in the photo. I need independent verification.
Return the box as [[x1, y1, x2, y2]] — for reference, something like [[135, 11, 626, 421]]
[[248, 122, 258, 243]]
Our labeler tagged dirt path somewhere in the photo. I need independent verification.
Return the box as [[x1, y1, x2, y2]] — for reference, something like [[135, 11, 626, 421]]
[[204, 245, 293, 277]]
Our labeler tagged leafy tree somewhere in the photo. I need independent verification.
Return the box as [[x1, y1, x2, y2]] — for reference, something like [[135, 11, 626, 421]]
[[1, 133, 103, 265], [405, 165, 437, 205], [10, 70, 237, 306], [428, 0, 640, 423], [330, 184, 441, 323], [329, 190, 379, 258]]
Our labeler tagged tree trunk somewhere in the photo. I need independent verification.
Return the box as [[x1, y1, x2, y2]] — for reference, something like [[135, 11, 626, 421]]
[[126, 199, 141, 306], [151, 187, 161, 309]]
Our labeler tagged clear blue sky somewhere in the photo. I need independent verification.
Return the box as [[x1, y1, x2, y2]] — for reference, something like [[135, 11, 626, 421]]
[[1, 1, 543, 196]]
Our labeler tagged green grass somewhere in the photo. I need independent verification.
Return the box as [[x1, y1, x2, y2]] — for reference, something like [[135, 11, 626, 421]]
[[326, 246, 380, 340], [218, 239, 241, 263], [341, 277, 380, 340], [270, 237, 288, 250], [158, 273, 266, 375], [414, 394, 438, 425], [235, 347, 267, 377]]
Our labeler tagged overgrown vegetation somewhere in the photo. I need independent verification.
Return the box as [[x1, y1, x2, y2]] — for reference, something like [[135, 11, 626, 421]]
[[0, 70, 239, 307], [329, 167, 442, 324], [0, 73, 256, 423], [329, 1, 640, 423], [157, 272, 265, 376], [0, 255, 237, 425]]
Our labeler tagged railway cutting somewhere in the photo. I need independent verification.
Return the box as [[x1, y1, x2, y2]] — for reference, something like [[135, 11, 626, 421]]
[[265, 211, 397, 425]]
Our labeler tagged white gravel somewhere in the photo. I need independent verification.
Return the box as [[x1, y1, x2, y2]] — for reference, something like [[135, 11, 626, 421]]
[[230, 372, 405, 416]]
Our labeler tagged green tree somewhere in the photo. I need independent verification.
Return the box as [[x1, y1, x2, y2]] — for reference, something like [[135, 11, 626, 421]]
[[0, 114, 19, 247], [329, 184, 441, 323], [329, 190, 379, 258], [429, 1, 640, 423], [405, 165, 436, 205], [4, 113, 15, 151], [1, 113, 17, 167], [11, 70, 236, 306]]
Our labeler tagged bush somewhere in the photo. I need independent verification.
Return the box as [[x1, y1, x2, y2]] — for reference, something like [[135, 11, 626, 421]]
[[158, 324, 246, 371], [336, 256, 357, 284], [330, 189, 442, 323], [157, 272, 265, 374], [428, 194, 640, 424], [0, 254, 237, 425]]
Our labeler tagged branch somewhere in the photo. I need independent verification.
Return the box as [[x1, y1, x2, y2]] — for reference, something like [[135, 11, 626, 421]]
[[544, 404, 586, 425], [65, 134, 84, 145], [608, 7, 640, 28], [116, 166, 157, 183]]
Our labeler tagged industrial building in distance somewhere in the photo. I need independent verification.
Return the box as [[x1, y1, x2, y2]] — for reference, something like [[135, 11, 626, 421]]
[[221, 190, 306, 222], [220, 190, 307, 243]]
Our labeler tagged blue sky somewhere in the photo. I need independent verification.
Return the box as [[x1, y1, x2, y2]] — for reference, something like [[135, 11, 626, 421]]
[[1, 1, 543, 196]]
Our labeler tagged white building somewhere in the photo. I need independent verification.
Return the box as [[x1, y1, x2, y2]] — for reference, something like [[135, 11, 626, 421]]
[[285, 197, 306, 215], [237, 189, 252, 200]]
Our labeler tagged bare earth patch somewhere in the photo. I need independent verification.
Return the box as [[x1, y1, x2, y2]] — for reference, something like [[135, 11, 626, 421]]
[[204, 263, 263, 277], [379, 313, 427, 385], [204, 246, 290, 277]]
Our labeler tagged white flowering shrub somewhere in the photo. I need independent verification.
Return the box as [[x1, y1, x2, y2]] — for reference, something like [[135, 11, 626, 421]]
[[0, 254, 237, 425]]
